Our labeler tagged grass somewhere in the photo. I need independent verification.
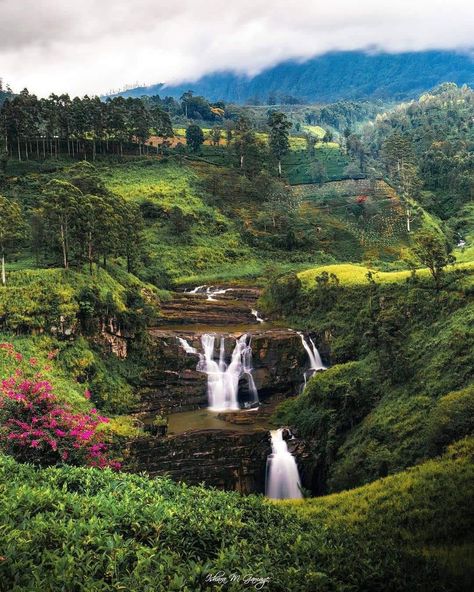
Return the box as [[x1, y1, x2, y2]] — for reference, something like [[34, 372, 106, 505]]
[[298, 261, 474, 288], [301, 124, 326, 138], [100, 159, 255, 282]]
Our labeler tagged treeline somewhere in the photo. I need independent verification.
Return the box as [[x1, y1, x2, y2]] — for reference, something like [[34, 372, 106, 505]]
[[0, 89, 173, 162], [304, 100, 383, 131]]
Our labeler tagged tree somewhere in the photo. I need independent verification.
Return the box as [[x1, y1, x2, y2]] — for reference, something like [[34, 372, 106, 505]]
[[40, 180, 82, 269], [258, 175, 300, 230], [305, 133, 317, 156], [186, 124, 204, 153], [268, 111, 291, 176], [346, 133, 367, 172], [322, 129, 334, 143], [233, 116, 251, 169], [309, 161, 328, 185], [224, 120, 234, 147], [117, 201, 143, 273], [411, 230, 455, 291], [209, 126, 222, 146], [0, 195, 25, 285], [180, 91, 194, 119]]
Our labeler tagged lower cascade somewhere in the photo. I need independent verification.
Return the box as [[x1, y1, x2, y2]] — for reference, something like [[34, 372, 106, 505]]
[[265, 429, 303, 499], [179, 334, 259, 411]]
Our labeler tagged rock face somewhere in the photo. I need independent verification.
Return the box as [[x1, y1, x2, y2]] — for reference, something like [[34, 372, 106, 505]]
[[128, 429, 272, 494]]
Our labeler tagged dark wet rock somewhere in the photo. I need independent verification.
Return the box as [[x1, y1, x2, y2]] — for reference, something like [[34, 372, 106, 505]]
[[127, 429, 272, 494]]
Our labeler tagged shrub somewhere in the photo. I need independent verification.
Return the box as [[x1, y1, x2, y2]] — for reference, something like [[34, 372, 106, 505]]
[[427, 385, 474, 454], [0, 343, 119, 469]]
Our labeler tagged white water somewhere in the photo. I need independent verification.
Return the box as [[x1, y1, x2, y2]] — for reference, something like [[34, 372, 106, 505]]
[[187, 285, 206, 294], [299, 333, 325, 371], [186, 285, 233, 301], [251, 309, 265, 323], [178, 337, 198, 355], [190, 333, 259, 411], [265, 429, 303, 499]]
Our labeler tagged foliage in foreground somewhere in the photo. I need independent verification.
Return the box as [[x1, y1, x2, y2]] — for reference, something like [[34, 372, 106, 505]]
[[0, 438, 473, 591]]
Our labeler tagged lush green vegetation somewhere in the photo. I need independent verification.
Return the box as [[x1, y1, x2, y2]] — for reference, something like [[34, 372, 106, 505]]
[[266, 262, 474, 495], [0, 76, 473, 589], [0, 437, 472, 591]]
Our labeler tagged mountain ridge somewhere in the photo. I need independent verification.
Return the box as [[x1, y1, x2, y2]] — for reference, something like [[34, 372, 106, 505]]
[[111, 50, 474, 103]]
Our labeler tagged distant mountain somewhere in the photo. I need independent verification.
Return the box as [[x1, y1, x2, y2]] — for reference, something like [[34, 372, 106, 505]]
[[114, 50, 474, 104]]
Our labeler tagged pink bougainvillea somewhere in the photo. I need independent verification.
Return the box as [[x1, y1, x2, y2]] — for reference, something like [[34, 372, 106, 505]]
[[0, 343, 120, 470]]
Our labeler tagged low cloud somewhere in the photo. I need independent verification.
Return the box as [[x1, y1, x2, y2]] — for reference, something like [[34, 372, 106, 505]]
[[1, 0, 473, 96]]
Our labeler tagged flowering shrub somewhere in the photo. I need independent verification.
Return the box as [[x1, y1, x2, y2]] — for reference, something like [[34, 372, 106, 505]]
[[0, 343, 120, 469]]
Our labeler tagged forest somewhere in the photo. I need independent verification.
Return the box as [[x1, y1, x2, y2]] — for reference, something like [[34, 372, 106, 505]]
[[0, 79, 473, 591]]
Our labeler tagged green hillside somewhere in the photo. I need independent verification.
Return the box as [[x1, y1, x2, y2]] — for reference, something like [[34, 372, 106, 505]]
[[0, 438, 473, 591]]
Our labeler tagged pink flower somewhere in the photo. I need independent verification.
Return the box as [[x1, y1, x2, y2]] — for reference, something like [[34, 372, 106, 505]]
[[84, 389, 91, 400]]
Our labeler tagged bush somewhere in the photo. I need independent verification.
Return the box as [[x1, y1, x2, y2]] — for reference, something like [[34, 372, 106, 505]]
[[427, 385, 474, 454], [0, 343, 119, 469]]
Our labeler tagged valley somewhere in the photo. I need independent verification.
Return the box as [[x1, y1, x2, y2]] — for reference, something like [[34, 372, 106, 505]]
[[0, 80, 473, 590]]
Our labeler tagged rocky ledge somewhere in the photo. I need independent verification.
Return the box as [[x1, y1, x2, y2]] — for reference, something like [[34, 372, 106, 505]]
[[127, 429, 271, 494]]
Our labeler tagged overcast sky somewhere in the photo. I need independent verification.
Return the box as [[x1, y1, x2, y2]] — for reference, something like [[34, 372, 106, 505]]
[[1, 0, 473, 97]]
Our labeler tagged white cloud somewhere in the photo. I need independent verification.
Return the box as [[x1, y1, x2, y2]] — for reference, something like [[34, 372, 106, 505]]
[[1, 0, 473, 97]]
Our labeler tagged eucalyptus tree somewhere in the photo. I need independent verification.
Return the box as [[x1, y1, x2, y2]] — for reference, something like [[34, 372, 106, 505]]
[[268, 111, 291, 176]]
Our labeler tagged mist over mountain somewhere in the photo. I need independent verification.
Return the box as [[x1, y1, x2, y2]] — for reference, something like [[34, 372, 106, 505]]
[[114, 50, 474, 103]]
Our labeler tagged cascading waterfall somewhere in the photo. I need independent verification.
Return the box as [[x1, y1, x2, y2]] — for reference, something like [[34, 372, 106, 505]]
[[265, 429, 303, 499], [187, 285, 206, 294], [177, 337, 198, 354], [299, 333, 326, 372], [179, 333, 259, 411], [251, 309, 265, 323], [185, 285, 233, 301]]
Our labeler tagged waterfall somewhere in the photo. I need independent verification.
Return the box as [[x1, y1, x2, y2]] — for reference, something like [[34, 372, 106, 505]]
[[178, 337, 198, 355], [187, 285, 206, 294], [265, 429, 303, 499], [299, 333, 325, 371], [241, 336, 259, 406], [186, 285, 233, 301], [194, 333, 259, 411], [251, 309, 265, 323]]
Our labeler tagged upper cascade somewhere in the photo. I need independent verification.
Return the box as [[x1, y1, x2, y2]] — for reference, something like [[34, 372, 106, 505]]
[[179, 333, 259, 411], [299, 333, 326, 373]]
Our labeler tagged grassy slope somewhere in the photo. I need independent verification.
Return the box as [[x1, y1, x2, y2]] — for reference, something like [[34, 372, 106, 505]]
[[272, 263, 474, 492], [0, 438, 472, 591], [298, 261, 474, 287], [102, 159, 259, 283], [282, 145, 349, 184]]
